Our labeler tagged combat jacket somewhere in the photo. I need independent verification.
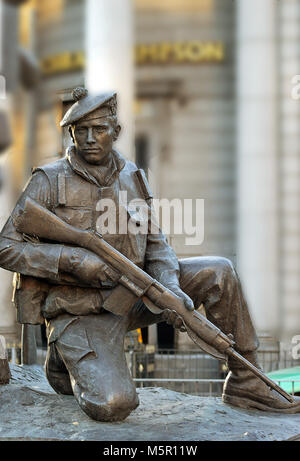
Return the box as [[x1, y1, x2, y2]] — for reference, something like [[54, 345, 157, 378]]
[[0, 147, 179, 339]]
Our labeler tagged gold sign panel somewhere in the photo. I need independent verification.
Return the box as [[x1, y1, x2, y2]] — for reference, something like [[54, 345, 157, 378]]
[[41, 51, 85, 75], [40, 41, 225, 76], [135, 41, 225, 64], [135, 0, 213, 13]]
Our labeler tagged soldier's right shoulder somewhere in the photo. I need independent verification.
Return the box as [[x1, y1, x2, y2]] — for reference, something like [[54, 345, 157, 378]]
[[27, 157, 71, 207], [32, 156, 70, 177]]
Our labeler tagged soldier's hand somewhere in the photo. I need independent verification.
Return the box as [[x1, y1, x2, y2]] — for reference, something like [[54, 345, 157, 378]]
[[161, 285, 194, 332], [59, 247, 118, 287], [161, 309, 186, 332], [167, 284, 194, 312]]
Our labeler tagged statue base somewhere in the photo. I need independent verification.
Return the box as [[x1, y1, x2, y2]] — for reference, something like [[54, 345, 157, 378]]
[[0, 364, 300, 441]]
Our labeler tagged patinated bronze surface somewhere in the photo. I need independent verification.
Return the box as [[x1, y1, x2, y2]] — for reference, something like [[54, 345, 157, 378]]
[[13, 197, 293, 404], [0, 87, 299, 421]]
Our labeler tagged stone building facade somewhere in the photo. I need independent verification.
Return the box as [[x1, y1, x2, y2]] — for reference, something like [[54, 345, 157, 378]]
[[0, 0, 299, 354]]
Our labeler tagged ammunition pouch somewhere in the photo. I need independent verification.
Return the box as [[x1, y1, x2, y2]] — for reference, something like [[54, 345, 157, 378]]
[[12, 272, 139, 324], [13, 273, 48, 325]]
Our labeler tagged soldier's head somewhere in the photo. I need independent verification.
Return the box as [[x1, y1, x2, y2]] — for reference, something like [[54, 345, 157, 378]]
[[60, 87, 121, 165]]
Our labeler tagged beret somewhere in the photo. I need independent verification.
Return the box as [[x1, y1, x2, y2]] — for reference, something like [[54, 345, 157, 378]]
[[60, 87, 117, 127]]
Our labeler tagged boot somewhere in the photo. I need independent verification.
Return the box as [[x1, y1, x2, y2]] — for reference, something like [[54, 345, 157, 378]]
[[222, 351, 300, 413]]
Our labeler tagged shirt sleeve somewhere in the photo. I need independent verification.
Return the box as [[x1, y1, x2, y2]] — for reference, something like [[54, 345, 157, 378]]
[[0, 171, 64, 281]]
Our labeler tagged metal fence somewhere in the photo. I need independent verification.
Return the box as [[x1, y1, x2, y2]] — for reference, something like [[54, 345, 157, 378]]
[[257, 349, 300, 373], [129, 347, 300, 396], [129, 348, 225, 396], [134, 378, 225, 396], [134, 378, 300, 397]]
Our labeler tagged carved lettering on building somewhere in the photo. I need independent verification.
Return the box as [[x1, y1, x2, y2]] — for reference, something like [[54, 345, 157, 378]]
[[40, 41, 225, 76], [41, 51, 85, 75], [135, 41, 225, 64]]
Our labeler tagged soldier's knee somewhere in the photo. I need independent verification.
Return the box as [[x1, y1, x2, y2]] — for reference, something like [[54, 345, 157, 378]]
[[217, 257, 235, 277], [211, 257, 237, 292], [103, 394, 139, 421], [77, 390, 139, 422], [195, 256, 235, 282]]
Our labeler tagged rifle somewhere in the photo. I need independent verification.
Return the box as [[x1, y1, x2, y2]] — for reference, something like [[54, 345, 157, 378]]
[[13, 197, 294, 403]]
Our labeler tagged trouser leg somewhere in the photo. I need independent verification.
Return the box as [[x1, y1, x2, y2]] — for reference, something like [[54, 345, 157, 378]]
[[50, 312, 139, 422], [177, 259, 300, 412], [128, 256, 259, 356], [45, 342, 73, 395], [44, 298, 159, 422], [178, 256, 259, 355]]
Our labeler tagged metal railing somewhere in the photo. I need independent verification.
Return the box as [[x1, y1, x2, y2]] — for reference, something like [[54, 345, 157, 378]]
[[133, 378, 300, 397], [257, 349, 300, 373], [134, 378, 225, 396]]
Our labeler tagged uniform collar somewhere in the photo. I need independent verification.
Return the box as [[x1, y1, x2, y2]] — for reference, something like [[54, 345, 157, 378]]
[[66, 145, 126, 187]]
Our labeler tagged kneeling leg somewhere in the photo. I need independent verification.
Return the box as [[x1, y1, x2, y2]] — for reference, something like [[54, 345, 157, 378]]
[[54, 313, 139, 422]]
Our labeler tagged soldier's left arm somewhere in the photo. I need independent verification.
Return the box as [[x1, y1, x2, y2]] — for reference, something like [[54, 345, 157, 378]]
[[139, 172, 194, 312]]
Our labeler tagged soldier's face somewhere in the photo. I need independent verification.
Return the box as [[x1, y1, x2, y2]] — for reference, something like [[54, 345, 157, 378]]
[[72, 118, 119, 165]]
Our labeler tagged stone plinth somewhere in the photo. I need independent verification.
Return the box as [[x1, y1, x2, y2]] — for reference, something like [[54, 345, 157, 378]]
[[0, 364, 300, 441]]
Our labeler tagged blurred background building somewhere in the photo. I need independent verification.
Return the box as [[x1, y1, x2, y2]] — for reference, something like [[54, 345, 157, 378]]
[[0, 0, 299, 359]]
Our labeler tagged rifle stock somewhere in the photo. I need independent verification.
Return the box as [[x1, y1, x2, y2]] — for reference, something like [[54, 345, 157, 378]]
[[13, 198, 294, 403]]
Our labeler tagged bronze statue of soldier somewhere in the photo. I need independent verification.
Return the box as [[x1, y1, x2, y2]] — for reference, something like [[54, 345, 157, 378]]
[[0, 87, 299, 421]]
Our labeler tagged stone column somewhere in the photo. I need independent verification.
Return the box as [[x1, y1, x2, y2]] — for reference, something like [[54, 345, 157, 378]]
[[277, 0, 300, 351], [0, 98, 16, 345], [85, 0, 134, 159], [0, 0, 18, 346], [236, 0, 280, 336]]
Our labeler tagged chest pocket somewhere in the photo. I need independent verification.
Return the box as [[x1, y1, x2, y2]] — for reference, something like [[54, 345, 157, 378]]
[[54, 174, 93, 230]]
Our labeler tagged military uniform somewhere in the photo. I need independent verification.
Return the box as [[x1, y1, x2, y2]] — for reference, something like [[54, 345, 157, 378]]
[[0, 88, 299, 421]]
